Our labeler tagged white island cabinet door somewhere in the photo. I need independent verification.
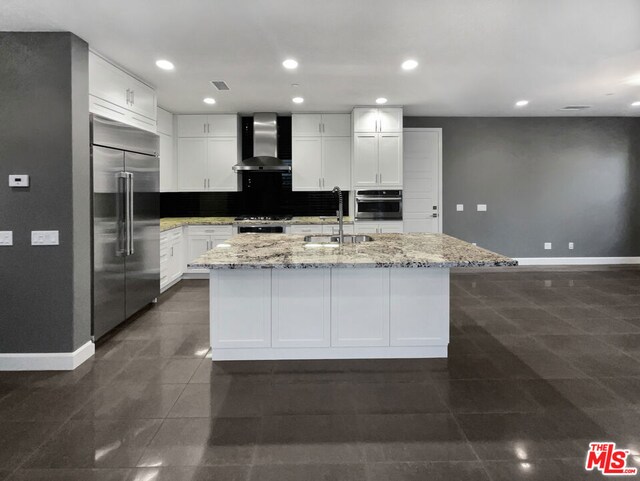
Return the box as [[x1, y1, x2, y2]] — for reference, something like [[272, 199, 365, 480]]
[[211, 270, 271, 348], [272, 270, 331, 348], [390, 269, 449, 346], [331, 269, 390, 347]]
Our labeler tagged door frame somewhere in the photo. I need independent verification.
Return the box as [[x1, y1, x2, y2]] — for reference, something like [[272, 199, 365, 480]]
[[402, 128, 443, 233]]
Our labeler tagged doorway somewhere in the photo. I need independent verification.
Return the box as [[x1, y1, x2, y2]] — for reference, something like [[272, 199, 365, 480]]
[[402, 128, 443, 233]]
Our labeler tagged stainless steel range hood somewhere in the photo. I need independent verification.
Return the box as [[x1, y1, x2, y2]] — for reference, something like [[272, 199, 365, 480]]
[[232, 113, 291, 172]]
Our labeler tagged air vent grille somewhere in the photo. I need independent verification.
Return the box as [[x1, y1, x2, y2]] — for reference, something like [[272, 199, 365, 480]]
[[211, 80, 230, 91], [560, 105, 591, 110]]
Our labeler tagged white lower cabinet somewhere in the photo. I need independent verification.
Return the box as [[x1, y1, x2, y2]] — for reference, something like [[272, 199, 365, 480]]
[[160, 228, 183, 292], [354, 221, 404, 234], [211, 270, 271, 348], [331, 268, 390, 347], [185, 225, 234, 273], [390, 269, 449, 346], [272, 269, 331, 347]]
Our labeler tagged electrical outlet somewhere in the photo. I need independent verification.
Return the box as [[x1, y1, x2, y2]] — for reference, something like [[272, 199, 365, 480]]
[[456, 204, 464, 212], [0, 231, 13, 246], [472, 242, 477, 246], [544, 242, 552, 250], [568, 242, 574, 250], [477, 204, 487, 212], [31, 230, 59, 246], [9, 175, 29, 187]]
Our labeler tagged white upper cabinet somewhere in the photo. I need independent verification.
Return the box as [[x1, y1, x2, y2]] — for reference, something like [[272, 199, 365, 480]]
[[292, 136, 350, 191], [292, 114, 323, 136], [177, 115, 209, 137], [88, 51, 157, 133], [176, 115, 240, 192], [353, 107, 402, 133], [352, 107, 403, 188], [353, 108, 379, 133], [292, 113, 351, 137], [292, 113, 351, 191], [177, 114, 239, 137]]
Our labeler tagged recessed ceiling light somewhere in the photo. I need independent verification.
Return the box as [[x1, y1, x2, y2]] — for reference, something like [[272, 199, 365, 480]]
[[203, 97, 216, 105], [292, 97, 304, 104], [401, 59, 418, 70], [155, 59, 174, 70], [632, 101, 640, 107], [376, 97, 388, 104], [515, 100, 529, 107], [283, 59, 298, 69]]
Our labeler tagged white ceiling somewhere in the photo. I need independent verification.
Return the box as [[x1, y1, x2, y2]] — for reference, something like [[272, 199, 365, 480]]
[[2, 0, 640, 116]]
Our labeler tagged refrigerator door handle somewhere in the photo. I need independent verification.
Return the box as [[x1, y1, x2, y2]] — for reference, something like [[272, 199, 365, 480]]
[[116, 172, 128, 256], [125, 172, 135, 256]]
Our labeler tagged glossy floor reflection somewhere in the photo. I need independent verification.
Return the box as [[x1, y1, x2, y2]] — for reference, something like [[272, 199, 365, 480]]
[[1, 266, 640, 480]]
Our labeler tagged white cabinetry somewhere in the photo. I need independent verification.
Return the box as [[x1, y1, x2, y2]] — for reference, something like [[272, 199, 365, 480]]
[[89, 51, 157, 133], [211, 270, 271, 348], [292, 113, 351, 191], [331, 269, 390, 347], [176, 115, 240, 192], [353, 107, 402, 133], [272, 269, 331, 348], [160, 228, 183, 292], [158, 108, 177, 192], [185, 225, 234, 273], [352, 107, 403, 188], [354, 221, 403, 234]]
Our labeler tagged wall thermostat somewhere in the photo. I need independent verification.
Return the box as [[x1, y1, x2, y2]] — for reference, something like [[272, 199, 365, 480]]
[[9, 175, 29, 187]]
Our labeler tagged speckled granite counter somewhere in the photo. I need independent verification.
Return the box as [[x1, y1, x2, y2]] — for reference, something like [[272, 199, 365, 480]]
[[160, 216, 354, 232], [189, 233, 517, 269]]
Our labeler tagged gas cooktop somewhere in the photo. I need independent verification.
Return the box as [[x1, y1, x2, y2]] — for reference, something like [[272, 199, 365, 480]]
[[234, 215, 293, 221]]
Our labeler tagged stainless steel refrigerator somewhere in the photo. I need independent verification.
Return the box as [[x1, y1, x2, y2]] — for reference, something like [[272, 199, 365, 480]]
[[91, 115, 160, 340]]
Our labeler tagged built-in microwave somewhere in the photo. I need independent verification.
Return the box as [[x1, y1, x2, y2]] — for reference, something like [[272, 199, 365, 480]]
[[355, 190, 403, 220]]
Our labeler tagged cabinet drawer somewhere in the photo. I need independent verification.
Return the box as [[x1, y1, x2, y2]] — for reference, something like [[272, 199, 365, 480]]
[[187, 225, 233, 236]]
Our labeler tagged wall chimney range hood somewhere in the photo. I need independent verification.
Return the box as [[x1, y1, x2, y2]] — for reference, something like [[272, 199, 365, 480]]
[[232, 113, 291, 172]]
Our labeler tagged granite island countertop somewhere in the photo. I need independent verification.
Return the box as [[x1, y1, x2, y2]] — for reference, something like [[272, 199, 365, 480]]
[[160, 216, 355, 232], [188, 233, 517, 269]]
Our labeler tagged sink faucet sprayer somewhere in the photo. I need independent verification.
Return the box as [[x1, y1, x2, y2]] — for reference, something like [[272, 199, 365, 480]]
[[332, 186, 344, 244]]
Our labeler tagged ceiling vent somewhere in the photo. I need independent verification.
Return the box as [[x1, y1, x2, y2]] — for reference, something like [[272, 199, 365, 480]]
[[560, 105, 591, 111], [211, 80, 230, 91]]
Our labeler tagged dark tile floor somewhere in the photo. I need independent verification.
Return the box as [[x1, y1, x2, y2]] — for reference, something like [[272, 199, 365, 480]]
[[1, 266, 640, 480]]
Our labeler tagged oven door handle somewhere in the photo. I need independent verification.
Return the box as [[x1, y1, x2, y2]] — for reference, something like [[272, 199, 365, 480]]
[[356, 197, 403, 202]]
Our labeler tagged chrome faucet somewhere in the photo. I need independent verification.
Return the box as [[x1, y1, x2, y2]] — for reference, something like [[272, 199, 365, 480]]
[[332, 186, 344, 244]]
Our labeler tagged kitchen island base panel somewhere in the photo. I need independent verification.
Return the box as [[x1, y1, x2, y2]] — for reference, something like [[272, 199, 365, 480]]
[[209, 268, 449, 360], [210, 346, 448, 361]]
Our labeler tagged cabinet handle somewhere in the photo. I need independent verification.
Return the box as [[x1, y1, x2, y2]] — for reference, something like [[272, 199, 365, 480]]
[[204, 179, 206, 189], [319, 123, 321, 133], [322, 123, 325, 133], [207, 123, 211, 134], [204, 124, 207, 134], [208, 178, 210, 189], [379, 173, 382, 183], [171, 246, 174, 257], [125, 89, 130, 105], [130, 90, 134, 105]]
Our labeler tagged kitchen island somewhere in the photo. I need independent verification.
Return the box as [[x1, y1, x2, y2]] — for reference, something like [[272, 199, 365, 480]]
[[189, 233, 516, 360]]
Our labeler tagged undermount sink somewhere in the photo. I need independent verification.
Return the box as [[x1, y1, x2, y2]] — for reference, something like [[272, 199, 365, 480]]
[[303, 235, 374, 244]]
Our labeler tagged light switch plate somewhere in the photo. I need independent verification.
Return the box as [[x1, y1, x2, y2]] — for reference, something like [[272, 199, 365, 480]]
[[477, 204, 487, 212], [568, 242, 574, 250], [456, 204, 464, 211], [9, 175, 29, 187], [31, 230, 59, 246], [0, 231, 13, 246], [544, 242, 552, 250]]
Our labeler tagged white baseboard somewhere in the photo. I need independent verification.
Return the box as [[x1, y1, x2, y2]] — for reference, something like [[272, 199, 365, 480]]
[[516, 257, 640, 266], [0, 340, 95, 371]]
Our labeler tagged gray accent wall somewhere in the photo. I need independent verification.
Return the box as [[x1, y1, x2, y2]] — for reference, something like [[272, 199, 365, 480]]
[[405, 117, 640, 258], [0, 32, 91, 353]]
